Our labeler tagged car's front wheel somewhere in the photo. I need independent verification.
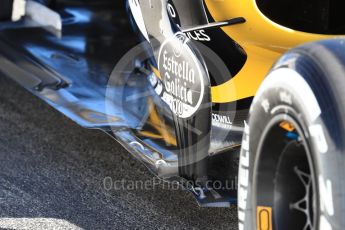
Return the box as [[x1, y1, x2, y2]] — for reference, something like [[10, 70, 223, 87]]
[[239, 39, 345, 230]]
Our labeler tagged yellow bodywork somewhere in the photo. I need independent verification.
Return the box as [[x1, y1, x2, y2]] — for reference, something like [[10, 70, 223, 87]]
[[205, 0, 335, 103]]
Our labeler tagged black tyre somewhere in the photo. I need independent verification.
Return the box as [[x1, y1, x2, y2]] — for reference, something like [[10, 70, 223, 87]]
[[239, 39, 345, 230], [0, 0, 13, 21]]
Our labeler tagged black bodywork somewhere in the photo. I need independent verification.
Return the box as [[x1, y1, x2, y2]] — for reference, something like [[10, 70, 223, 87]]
[[257, 0, 345, 34]]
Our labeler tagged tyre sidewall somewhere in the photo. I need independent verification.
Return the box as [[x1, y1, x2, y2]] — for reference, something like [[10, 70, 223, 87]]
[[239, 59, 345, 230]]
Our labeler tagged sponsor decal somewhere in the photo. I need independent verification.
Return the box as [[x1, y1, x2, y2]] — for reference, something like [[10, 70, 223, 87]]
[[320, 215, 332, 230], [212, 113, 232, 129], [167, 0, 181, 27], [309, 124, 328, 154], [257, 206, 272, 230], [319, 175, 334, 230], [255, 68, 321, 122], [279, 91, 292, 105], [261, 99, 270, 113], [185, 30, 211, 42], [158, 33, 205, 119]]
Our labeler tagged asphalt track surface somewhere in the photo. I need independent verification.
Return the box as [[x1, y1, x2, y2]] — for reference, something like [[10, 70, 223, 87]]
[[0, 76, 238, 229]]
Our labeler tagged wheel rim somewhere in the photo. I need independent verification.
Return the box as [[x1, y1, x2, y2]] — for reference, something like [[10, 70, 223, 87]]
[[254, 114, 318, 230]]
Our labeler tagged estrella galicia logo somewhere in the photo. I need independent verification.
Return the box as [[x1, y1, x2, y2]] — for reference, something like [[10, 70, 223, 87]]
[[172, 33, 186, 57], [158, 32, 205, 119]]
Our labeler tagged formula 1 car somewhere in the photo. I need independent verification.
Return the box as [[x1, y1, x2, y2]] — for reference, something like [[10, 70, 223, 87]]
[[1, 0, 345, 229]]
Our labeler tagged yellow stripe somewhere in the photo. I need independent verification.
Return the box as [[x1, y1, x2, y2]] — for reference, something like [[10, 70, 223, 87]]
[[211, 45, 279, 103], [150, 65, 161, 80], [204, 0, 332, 103]]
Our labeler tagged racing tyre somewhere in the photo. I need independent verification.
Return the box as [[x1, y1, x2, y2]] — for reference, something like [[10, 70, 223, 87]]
[[239, 39, 345, 230], [0, 0, 13, 21]]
